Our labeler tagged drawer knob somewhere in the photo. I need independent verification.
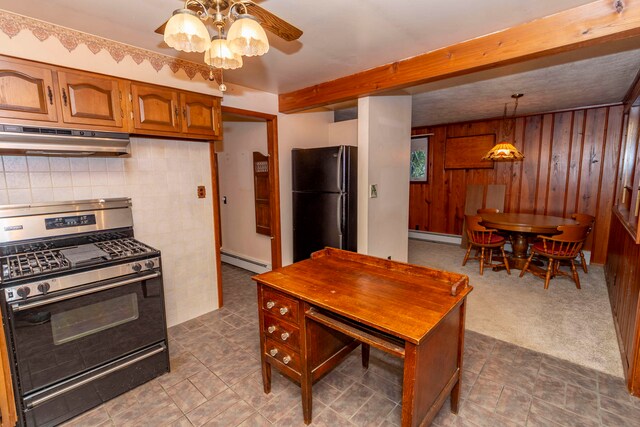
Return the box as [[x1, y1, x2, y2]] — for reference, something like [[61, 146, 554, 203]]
[[266, 301, 275, 309], [269, 348, 278, 356], [280, 332, 290, 341], [282, 355, 291, 365], [267, 325, 276, 333], [279, 307, 289, 315]]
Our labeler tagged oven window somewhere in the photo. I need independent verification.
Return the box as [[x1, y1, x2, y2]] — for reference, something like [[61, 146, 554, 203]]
[[51, 293, 139, 345]]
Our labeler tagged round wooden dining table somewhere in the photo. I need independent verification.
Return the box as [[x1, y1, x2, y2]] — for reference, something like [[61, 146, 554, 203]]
[[479, 213, 578, 270]]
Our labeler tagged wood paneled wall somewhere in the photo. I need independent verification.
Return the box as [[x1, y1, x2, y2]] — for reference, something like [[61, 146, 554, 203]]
[[605, 213, 640, 395], [411, 105, 625, 264]]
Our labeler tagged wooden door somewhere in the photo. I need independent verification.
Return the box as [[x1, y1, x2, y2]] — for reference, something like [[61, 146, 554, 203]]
[[0, 59, 59, 123], [180, 92, 221, 137], [57, 71, 125, 130], [130, 83, 180, 133]]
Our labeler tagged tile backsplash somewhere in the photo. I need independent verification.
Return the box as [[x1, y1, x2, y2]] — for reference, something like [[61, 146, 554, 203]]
[[0, 137, 218, 326]]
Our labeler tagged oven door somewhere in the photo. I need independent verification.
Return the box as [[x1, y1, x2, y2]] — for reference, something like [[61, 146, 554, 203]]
[[8, 270, 167, 395]]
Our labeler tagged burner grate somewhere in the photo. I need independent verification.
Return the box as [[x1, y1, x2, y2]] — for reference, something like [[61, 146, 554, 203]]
[[1, 250, 70, 281], [94, 238, 154, 259], [0, 238, 156, 282]]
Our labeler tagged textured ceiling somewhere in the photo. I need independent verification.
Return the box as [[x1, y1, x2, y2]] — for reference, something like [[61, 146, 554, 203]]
[[405, 39, 640, 127], [1, 0, 638, 126]]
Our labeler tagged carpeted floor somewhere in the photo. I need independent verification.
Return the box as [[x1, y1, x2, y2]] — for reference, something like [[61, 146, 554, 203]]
[[408, 239, 623, 378]]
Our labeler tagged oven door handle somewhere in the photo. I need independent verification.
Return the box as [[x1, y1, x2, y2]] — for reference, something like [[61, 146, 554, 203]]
[[10, 272, 161, 312], [25, 343, 166, 409]]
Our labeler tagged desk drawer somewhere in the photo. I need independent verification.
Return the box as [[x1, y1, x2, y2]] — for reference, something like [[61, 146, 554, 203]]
[[261, 287, 299, 324], [263, 313, 300, 350], [265, 337, 300, 373]]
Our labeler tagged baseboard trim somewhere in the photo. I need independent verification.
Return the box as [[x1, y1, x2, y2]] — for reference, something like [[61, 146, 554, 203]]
[[409, 231, 461, 245], [221, 250, 272, 274]]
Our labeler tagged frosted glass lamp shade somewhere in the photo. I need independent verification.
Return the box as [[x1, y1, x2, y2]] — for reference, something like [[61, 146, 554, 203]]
[[164, 9, 211, 53], [227, 15, 269, 57], [205, 37, 243, 70]]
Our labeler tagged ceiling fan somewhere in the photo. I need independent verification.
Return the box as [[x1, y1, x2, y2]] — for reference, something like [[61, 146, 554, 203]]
[[155, 0, 302, 90]]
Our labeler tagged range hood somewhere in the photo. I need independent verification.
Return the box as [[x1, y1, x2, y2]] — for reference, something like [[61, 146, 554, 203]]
[[0, 124, 130, 157]]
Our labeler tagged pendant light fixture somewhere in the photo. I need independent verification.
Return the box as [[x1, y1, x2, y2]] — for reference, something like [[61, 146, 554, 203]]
[[482, 94, 525, 161]]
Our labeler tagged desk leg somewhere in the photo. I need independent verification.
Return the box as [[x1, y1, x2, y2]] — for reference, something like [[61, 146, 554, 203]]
[[401, 304, 465, 427], [361, 343, 370, 369], [301, 309, 313, 425], [261, 360, 271, 394]]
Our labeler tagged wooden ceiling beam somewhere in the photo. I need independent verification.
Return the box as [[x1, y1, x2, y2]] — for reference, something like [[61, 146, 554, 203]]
[[278, 0, 640, 113]]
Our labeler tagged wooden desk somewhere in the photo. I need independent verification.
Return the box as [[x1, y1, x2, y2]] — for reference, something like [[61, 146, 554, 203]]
[[480, 213, 577, 269], [252, 248, 471, 426]]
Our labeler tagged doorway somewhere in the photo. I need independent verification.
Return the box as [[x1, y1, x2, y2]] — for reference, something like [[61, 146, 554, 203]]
[[210, 106, 282, 307]]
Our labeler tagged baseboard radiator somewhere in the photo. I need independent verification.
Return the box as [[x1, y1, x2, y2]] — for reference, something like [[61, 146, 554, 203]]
[[221, 250, 272, 274]]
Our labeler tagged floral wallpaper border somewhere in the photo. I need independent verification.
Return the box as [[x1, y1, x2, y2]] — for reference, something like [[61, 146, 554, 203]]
[[0, 10, 222, 83]]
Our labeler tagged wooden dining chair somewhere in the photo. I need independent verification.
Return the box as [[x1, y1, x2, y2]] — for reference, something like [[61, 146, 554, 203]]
[[519, 224, 590, 289], [571, 213, 595, 273], [462, 215, 510, 275]]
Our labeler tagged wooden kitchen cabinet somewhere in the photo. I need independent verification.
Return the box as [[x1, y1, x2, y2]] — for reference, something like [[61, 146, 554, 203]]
[[180, 92, 221, 137], [130, 83, 181, 134], [56, 70, 126, 130], [0, 58, 59, 123], [0, 54, 222, 141]]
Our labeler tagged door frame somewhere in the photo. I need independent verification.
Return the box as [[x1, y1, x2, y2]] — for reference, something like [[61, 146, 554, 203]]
[[209, 106, 282, 306]]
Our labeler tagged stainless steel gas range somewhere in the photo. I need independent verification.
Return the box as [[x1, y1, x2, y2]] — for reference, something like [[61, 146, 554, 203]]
[[0, 198, 170, 427]]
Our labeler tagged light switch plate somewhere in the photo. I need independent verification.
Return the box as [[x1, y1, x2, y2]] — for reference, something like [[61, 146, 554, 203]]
[[370, 184, 378, 198]]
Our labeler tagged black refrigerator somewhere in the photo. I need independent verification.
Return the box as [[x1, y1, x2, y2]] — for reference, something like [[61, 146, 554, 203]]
[[292, 145, 357, 262]]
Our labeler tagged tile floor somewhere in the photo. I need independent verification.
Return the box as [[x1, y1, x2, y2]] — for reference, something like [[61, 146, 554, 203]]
[[63, 264, 640, 427]]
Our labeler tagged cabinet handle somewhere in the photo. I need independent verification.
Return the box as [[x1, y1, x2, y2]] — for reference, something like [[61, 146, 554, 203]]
[[174, 106, 179, 121], [183, 107, 187, 119], [47, 86, 53, 105], [279, 307, 289, 315], [282, 355, 291, 365], [267, 325, 276, 334], [280, 332, 289, 341], [266, 301, 275, 309], [269, 348, 278, 357], [62, 88, 68, 107]]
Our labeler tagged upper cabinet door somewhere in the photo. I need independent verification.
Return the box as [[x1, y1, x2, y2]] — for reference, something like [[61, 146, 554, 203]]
[[180, 93, 221, 137], [131, 83, 181, 133], [57, 71, 125, 130], [0, 59, 59, 123]]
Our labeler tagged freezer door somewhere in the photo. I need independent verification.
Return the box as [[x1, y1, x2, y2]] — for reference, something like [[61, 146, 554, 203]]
[[293, 192, 343, 262], [292, 146, 344, 193]]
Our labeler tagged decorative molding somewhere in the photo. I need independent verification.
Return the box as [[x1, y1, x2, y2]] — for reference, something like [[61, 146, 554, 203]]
[[0, 9, 221, 82]]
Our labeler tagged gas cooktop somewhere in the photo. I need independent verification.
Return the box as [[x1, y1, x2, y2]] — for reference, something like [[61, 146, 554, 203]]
[[0, 238, 156, 282]]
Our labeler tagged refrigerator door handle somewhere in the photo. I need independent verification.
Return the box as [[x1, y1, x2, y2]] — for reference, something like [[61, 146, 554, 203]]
[[336, 193, 343, 248], [336, 145, 344, 192]]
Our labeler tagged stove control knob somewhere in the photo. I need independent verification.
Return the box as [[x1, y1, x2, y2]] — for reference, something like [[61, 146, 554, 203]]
[[16, 287, 30, 299], [37, 283, 51, 295], [132, 263, 142, 272], [145, 261, 155, 269]]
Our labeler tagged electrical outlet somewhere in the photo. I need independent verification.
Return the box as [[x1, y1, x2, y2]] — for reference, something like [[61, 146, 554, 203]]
[[370, 184, 378, 198], [197, 186, 206, 198]]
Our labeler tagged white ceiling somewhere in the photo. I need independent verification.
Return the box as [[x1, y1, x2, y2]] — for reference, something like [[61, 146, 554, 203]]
[[1, 0, 639, 126]]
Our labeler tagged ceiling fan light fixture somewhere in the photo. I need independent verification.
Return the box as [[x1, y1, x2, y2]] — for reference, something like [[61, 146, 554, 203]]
[[164, 9, 211, 53], [227, 14, 270, 57], [205, 36, 243, 70]]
